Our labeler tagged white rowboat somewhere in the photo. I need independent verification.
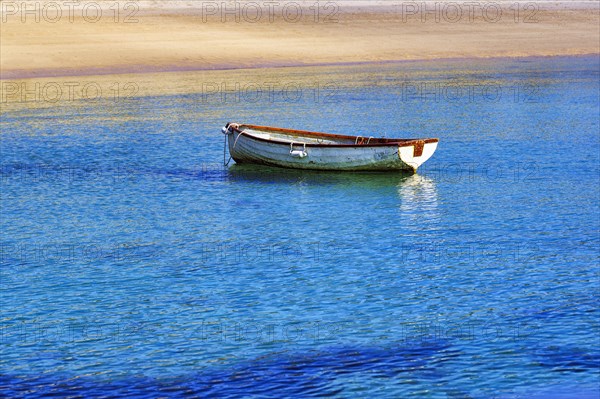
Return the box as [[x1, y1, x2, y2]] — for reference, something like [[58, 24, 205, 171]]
[[221, 123, 438, 172]]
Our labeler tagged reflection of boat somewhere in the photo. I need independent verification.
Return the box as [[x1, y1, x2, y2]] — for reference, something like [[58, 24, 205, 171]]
[[222, 123, 438, 173], [398, 174, 439, 216]]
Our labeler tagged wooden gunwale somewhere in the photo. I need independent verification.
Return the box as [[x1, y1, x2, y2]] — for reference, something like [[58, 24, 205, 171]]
[[227, 123, 439, 148]]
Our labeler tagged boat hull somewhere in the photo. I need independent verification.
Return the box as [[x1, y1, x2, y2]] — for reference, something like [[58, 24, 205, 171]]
[[225, 124, 438, 172]]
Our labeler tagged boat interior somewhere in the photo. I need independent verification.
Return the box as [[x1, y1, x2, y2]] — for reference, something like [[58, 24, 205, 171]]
[[233, 124, 420, 146], [242, 128, 354, 145]]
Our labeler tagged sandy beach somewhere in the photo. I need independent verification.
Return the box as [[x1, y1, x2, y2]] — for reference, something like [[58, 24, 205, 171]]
[[1, 1, 599, 79]]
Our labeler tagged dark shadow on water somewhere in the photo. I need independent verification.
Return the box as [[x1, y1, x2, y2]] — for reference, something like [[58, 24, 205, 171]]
[[0, 339, 457, 398], [226, 163, 418, 187], [529, 345, 600, 373], [0, 161, 436, 188]]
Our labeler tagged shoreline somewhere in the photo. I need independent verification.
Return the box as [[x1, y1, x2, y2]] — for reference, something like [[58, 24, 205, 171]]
[[2, 53, 599, 81], [2, 55, 597, 109]]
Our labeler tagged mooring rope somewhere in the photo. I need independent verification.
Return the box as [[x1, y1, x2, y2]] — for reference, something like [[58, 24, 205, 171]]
[[232, 130, 246, 150], [223, 132, 231, 166], [222, 123, 241, 166]]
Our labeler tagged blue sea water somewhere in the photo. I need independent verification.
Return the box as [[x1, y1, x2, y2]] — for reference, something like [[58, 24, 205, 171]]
[[1, 56, 599, 398]]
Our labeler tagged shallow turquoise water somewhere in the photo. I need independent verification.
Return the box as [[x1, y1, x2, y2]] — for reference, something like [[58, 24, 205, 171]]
[[1, 56, 599, 398]]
